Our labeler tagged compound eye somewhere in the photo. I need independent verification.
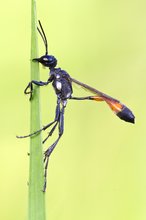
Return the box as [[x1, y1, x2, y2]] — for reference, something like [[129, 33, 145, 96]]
[[42, 56, 54, 62], [43, 57, 49, 61]]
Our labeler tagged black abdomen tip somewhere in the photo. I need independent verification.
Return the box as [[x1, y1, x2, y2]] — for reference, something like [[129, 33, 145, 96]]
[[117, 107, 135, 124]]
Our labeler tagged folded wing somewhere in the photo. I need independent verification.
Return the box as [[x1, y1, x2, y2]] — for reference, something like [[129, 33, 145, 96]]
[[71, 78, 135, 124]]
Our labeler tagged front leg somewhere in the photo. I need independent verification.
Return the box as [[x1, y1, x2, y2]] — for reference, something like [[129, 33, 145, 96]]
[[24, 77, 53, 100]]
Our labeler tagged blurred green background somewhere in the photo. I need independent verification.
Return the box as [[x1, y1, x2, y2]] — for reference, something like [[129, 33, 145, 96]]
[[0, 0, 146, 219]]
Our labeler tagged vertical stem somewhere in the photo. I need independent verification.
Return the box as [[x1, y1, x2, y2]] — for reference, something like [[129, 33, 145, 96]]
[[28, 0, 46, 219]]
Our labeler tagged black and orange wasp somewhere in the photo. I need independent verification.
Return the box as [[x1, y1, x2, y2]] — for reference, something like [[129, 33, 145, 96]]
[[17, 21, 135, 191]]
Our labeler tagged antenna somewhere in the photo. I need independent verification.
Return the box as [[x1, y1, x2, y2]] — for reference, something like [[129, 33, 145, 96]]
[[37, 20, 48, 55]]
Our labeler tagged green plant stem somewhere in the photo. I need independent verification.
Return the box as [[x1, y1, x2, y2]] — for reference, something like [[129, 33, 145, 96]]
[[28, 0, 46, 219]]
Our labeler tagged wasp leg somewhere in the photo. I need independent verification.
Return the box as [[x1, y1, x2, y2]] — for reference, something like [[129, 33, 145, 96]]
[[42, 121, 58, 144], [16, 98, 61, 139], [24, 75, 54, 100], [24, 80, 49, 100], [70, 96, 99, 101], [43, 105, 65, 192]]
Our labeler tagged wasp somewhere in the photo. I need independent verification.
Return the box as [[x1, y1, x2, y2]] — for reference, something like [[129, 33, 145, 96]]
[[17, 21, 135, 191]]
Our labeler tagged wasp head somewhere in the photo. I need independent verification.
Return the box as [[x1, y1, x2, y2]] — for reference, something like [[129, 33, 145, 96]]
[[33, 55, 57, 68]]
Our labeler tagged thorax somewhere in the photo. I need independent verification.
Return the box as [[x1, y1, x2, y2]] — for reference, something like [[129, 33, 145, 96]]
[[50, 68, 73, 100]]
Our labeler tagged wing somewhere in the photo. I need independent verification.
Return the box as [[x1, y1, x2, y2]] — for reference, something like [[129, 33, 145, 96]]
[[71, 77, 135, 124]]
